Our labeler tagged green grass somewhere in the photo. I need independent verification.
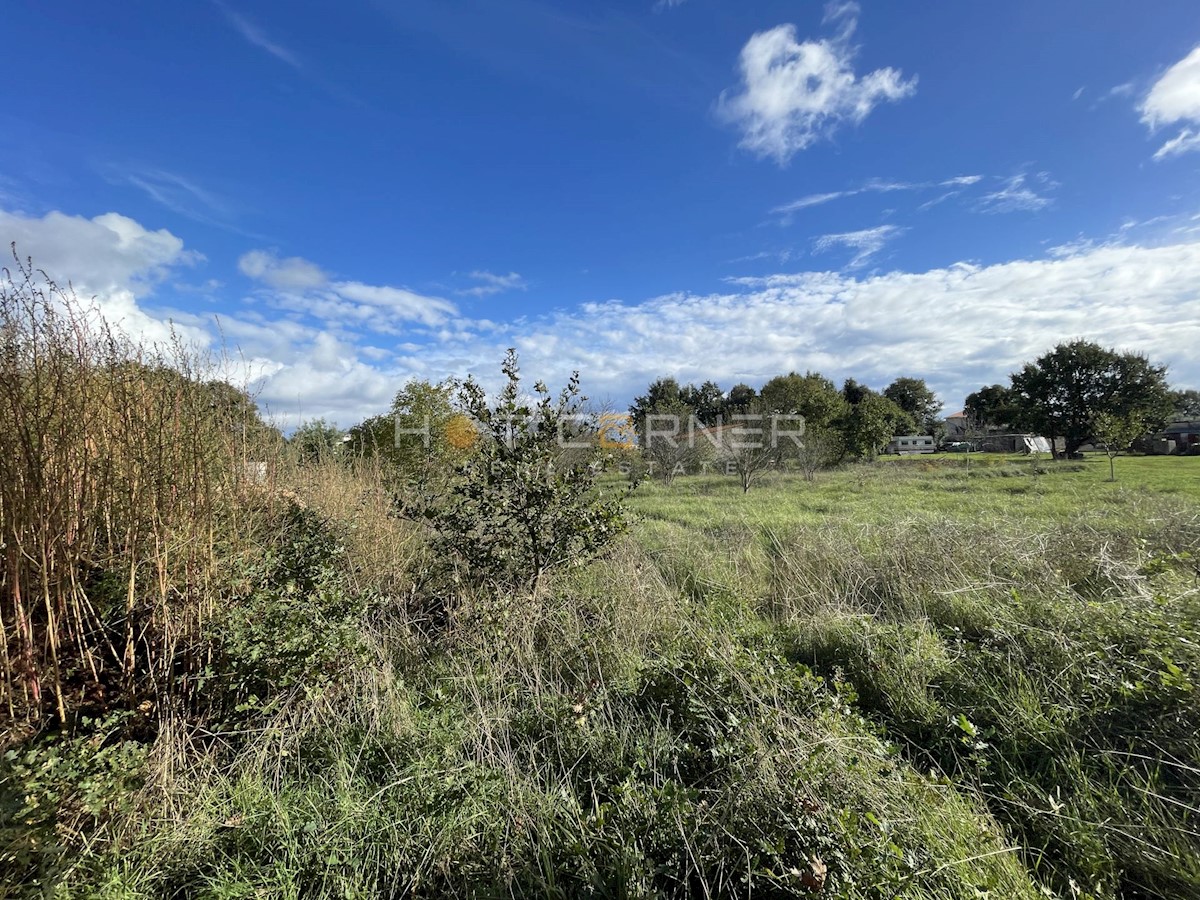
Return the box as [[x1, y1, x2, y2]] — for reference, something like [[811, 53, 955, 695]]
[[6, 453, 1199, 899], [626, 453, 1200, 531]]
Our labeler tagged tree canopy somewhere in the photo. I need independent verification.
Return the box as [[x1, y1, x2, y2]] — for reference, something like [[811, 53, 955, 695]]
[[1007, 340, 1172, 456], [759, 371, 848, 430], [883, 377, 942, 434]]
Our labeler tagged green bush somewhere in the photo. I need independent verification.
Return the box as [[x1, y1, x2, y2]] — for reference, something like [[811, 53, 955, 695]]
[[1, 712, 148, 891], [402, 350, 626, 621], [194, 498, 373, 727]]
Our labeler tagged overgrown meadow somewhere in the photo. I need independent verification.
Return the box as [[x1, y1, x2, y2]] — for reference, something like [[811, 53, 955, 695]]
[[2, 264, 1198, 900]]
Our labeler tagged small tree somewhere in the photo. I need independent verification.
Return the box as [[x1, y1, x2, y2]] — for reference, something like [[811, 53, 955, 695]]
[[291, 417, 344, 464], [641, 397, 708, 484], [712, 401, 804, 492], [406, 350, 625, 599], [1093, 411, 1147, 482], [796, 425, 840, 482]]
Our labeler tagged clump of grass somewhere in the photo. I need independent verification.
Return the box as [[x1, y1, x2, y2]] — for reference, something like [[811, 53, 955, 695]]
[[766, 515, 1200, 899]]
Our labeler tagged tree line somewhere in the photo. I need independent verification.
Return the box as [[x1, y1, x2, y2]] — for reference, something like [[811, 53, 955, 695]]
[[294, 340, 1197, 493]]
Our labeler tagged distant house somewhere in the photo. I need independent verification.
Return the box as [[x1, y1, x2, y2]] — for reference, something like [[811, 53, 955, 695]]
[[886, 434, 936, 455], [1149, 421, 1200, 455], [944, 410, 968, 437]]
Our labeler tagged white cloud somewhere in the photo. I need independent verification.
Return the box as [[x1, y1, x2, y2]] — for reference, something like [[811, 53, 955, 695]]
[[238, 248, 458, 328], [717, 4, 916, 165], [123, 169, 231, 219], [977, 174, 1055, 213], [0, 208, 444, 429], [238, 249, 329, 290], [1152, 128, 1200, 160], [773, 191, 851, 215], [330, 281, 458, 328], [773, 174, 983, 220], [1141, 46, 1200, 159], [458, 270, 528, 298], [813, 224, 904, 268], [0, 208, 208, 346], [493, 241, 1200, 409], [8, 207, 1200, 432], [238, 249, 458, 331], [217, 4, 302, 69]]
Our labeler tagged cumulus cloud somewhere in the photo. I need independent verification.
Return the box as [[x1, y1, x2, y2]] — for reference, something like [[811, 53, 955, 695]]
[[485, 240, 1200, 411], [7, 207, 1200, 431], [717, 3, 916, 165], [1141, 46, 1200, 159], [238, 249, 329, 290], [0, 208, 206, 345], [813, 224, 904, 268]]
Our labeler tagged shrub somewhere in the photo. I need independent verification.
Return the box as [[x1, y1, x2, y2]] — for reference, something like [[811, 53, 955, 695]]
[[401, 350, 626, 616], [194, 498, 372, 727]]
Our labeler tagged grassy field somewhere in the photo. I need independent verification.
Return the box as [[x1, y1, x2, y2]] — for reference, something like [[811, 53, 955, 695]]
[[4, 453, 1199, 899], [628, 453, 1200, 530]]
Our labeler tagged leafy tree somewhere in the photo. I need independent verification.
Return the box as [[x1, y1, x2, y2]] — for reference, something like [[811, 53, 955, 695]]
[[724, 383, 757, 415], [883, 377, 942, 433], [202, 379, 281, 447], [841, 378, 871, 406], [291, 418, 343, 464], [839, 389, 911, 460], [629, 377, 683, 434], [346, 379, 464, 482], [1171, 388, 1200, 420], [679, 380, 725, 426], [760, 371, 848, 430], [964, 384, 1017, 433], [1093, 411, 1149, 482], [407, 350, 625, 598], [710, 399, 803, 492], [1008, 341, 1172, 457]]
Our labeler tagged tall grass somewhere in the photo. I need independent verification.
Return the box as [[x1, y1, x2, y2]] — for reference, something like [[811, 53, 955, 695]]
[[0, 252, 271, 729]]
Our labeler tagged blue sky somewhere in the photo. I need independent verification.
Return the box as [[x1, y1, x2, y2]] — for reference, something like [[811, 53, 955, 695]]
[[3, 0, 1199, 426]]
